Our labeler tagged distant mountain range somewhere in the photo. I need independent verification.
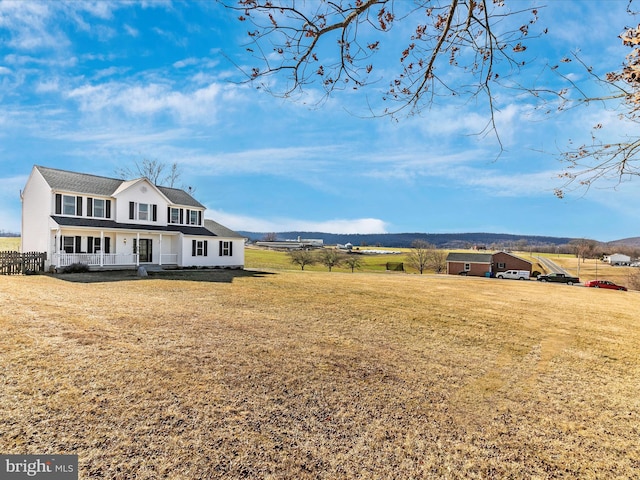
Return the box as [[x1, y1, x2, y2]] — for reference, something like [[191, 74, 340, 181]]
[[240, 231, 640, 249], [240, 231, 578, 249], [607, 237, 640, 247]]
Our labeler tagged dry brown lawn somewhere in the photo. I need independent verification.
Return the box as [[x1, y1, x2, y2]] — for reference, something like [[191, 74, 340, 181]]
[[546, 255, 637, 289], [1, 270, 639, 479]]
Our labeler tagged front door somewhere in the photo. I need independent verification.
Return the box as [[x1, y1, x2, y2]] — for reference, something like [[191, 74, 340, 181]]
[[139, 239, 153, 263]]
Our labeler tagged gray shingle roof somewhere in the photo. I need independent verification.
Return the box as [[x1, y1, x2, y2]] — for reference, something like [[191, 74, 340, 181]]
[[204, 219, 245, 239], [37, 165, 123, 197], [36, 165, 203, 208], [52, 216, 215, 236], [445, 252, 493, 263]]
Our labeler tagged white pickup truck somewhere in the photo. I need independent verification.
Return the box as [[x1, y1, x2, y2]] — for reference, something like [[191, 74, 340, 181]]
[[496, 270, 530, 280]]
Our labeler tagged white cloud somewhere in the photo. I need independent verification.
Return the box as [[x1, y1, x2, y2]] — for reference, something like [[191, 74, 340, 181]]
[[66, 81, 224, 124], [205, 209, 388, 234], [173, 57, 200, 69], [123, 24, 139, 37]]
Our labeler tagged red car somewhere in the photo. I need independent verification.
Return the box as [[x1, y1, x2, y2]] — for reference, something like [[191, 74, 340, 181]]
[[584, 280, 627, 291]]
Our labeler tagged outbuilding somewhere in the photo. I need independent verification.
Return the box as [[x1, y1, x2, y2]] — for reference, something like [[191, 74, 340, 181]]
[[446, 251, 532, 277], [603, 253, 631, 266]]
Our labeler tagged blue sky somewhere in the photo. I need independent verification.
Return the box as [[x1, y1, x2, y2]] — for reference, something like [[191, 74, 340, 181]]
[[1, 0, 639, 241]]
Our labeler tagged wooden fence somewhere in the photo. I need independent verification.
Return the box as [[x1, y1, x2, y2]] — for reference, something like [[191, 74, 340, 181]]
[[0, 251, 47, 275]]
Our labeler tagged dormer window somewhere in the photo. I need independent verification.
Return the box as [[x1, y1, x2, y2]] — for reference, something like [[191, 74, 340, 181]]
[[189, 210, 199, 225]]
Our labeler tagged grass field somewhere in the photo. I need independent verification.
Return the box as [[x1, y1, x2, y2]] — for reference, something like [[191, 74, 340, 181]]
[[1, 268, 639, 478], [0, 236, 20, 251], [246, 246, 639, 288]]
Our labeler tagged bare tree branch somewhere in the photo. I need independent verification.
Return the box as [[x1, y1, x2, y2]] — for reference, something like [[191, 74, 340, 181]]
[[225, 0, 542, 130]]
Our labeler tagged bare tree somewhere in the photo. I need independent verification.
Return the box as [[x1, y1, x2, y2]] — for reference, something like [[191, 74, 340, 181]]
[[628, 269, 640, 291], [406, 239, 432, 274], [569, 238, 599, 263], [228, 1, 542, 144], [343, 254, 363, 273], [555, 22, 640, 196], [426, 248, 448, 273], [288, 249, 316, 270], [262, 232, 278, 242], [317, 248, 345, 272], [117, 159, 182, 187], [229, 1, 640, 194]]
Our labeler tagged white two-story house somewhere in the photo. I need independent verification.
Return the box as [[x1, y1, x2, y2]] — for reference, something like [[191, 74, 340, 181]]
[[21, 165, 245, 270]]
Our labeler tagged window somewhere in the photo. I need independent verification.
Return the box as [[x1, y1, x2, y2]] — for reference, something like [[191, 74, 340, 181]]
[[219, 241, 233, 256], [61, 236, 81, 253], [464, 263, 471, 271], [188, 209, 200, 225], [86, 236, 111, 254], [497, 262, 506, 269], [129, 202, 158, 221], [55, 194, 83, 216], [93, 199, 105, 218], [63, 236, 75, 253], [169, 207, 180, 224], [192, 240, 208, 256], [138, 203, 149, 221], [63, 195, 76, 215]]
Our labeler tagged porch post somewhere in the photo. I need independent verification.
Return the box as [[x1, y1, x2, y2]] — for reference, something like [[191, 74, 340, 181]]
[[100, 230, 104, 267], [55, 228, 60, 267], [136, 232, 140, 266], [159, 233, 163, 266]]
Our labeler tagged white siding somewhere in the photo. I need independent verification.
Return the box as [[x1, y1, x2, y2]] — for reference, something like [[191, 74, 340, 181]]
[[21, 168, 52, 254], [181, 237, 244, 268], [113, 179, 169, 225]]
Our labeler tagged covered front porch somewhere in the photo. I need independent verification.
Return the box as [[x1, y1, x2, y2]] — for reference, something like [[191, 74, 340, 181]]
[[51, 227, 181, 269]]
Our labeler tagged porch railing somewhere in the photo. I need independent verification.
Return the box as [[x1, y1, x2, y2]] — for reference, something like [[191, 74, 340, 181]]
[[54, 252, 179, 268], [54, 253, 137, 268], [160, 253, 178, 265]]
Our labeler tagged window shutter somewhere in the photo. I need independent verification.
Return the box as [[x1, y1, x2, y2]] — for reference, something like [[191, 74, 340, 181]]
[[152, 204, 157, 222], [76, 197, 83, 216], [87, 198, 93, 217], [60, 236, 63, 250], [87, 236, 94, 253], [133, 238, 137, 254], [229, 241, 233, 256], [75, 236, 82, 253], [105, 237, 111, 254], [180, 209, 184, 224], [106, 200, 111, 219], [55, 194, 62, 215], [198, 211, 202, 225], [186, 209, 191, 224], [204, 240, 208, 256], [167, 207, 171, 222], [219, 241, 223, 256], [129, 202, 135, 220], [192, 240, 197, 256]]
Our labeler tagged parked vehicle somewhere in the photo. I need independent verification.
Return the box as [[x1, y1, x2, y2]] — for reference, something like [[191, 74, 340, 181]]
[[536, 273, 580, 285], [584, 280, 627, 291], [496, 270, 530, 280]]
